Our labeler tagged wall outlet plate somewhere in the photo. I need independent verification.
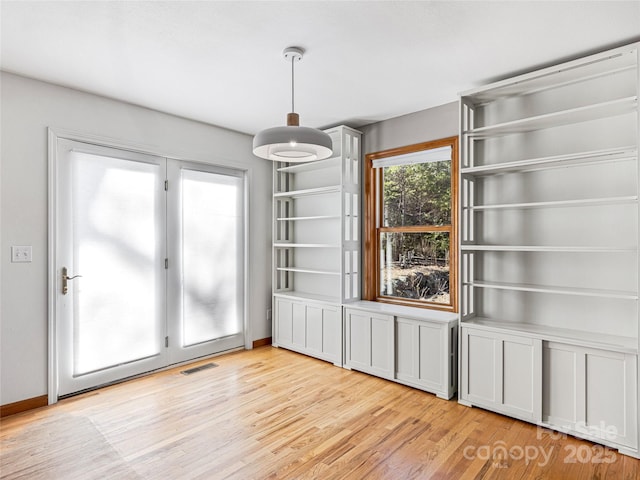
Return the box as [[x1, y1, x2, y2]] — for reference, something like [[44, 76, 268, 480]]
[[11, 246, 32, 263]]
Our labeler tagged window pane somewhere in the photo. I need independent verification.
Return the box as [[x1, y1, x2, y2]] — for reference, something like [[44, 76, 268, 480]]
[[379, 232, 450, 304], [382, 161, 451, 227]]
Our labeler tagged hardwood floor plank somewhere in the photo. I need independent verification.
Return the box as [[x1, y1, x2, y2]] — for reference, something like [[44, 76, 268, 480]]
[[1, 346, 639, 479]]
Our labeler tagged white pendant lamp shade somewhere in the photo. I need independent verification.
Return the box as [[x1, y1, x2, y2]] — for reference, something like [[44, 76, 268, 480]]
[[253, 125, 333, 161], [253, 47, 333, 162]]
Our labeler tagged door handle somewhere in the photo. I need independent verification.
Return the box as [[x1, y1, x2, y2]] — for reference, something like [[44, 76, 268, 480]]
[[62, 267, 82, 295]]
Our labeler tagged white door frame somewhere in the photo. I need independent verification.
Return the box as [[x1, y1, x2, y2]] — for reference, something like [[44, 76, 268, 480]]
[[47, 127, 251, 404]]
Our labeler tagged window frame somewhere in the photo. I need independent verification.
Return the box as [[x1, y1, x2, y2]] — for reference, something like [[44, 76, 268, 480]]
[[364, 136, 459, 312]]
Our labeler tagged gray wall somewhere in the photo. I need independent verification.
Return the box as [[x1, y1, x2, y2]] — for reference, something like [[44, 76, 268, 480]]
[[0, 72, 273, 405], [360, 102, 458, 154]]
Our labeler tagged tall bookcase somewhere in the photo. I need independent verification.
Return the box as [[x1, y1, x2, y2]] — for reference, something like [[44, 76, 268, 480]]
[[459, 43, 640, 456], [272, 125, 361, 365]]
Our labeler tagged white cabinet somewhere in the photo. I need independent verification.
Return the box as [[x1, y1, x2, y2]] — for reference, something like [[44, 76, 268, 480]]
[[344, 301, 458, 398], [274, 296, 341, 365], [396, 316, 457, 399], [543, 342, 637, 450], [272, 126, 361, 365], [460, 327, 542, 421], [344, 308, 394, 379], [459, 42, 640, 456]]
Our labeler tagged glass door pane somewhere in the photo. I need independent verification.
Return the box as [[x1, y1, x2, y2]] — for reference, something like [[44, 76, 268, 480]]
[[167, 163, 245, 363], [72, 153, 163, 373], [181, 169, 243, 345]]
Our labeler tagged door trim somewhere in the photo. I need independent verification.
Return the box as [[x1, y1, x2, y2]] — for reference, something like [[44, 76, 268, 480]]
[[47, 127, 251, 404]]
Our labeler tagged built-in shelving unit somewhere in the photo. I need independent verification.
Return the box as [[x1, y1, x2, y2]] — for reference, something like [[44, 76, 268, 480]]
[[459, 43, 640, 456], [272, 125, 362, 366]]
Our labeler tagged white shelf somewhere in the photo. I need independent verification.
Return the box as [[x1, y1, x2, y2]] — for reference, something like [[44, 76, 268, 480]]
[[462, 317, 638, 354], [464, 96, 637, 138], [461, 146, 637, 176], [273, 185, 341, 198], [273, 291, 340, 304], [461, 245, 637, 253], [276, 156, 341, 173], [467, 195, 638, 211], [465, 280, 638, 300], [276, 215, 340, 221], [273, 243, 340, 248], [276, 267, 341, 276]]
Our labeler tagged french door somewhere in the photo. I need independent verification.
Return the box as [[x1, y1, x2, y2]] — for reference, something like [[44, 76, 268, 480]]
[[55, 139, 244, 397]]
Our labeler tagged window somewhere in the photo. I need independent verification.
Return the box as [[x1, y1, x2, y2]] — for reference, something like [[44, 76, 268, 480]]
[[364, 136, 458, 312]]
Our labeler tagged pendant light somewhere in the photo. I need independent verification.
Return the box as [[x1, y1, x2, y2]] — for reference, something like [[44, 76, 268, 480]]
[[253, 47, 333, 162]]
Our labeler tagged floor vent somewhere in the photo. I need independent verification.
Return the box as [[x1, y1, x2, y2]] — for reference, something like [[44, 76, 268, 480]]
[[181, 363, 218, 375]]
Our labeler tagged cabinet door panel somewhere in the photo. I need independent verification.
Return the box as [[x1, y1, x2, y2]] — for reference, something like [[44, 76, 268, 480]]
[[462, 327, 541, 421], [345, 309, 393, 379], [543, 342, 637, 449], [291, 302, 306, 347], [322, 307, 340, 358], [543, 344, 580, 426], [419, 323, 443, 385], [586, 353, 625, 435], [465, 330, 499, 404], [503, 339, 540, 417], [585, 350, 637, 448], [275, 298, 293, 345], [305, 305, 323, 353], [371, 316, 393, 374], [396, 320, 417, 379], [347, 312, 371, 369]]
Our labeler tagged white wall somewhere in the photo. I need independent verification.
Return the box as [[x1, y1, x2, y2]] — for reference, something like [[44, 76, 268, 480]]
[[0, 72, 273, 405]]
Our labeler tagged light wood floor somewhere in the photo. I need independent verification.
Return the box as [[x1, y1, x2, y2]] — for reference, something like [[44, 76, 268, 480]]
[[1, 346, 638, 479]]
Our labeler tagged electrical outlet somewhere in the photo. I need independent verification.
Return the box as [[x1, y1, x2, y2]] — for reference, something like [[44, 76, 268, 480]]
[[11, 246, 32, 263]]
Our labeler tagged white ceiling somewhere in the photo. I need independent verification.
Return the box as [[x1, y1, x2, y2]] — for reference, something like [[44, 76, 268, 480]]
[[2, 1, 639, 135]]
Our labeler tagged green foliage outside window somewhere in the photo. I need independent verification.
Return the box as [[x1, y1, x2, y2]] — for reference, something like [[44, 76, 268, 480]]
[[383, 161, 451, 227]]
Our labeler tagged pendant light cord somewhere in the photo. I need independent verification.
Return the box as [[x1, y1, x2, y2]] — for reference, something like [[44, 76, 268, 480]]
[[291, 56, 295, 113]]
